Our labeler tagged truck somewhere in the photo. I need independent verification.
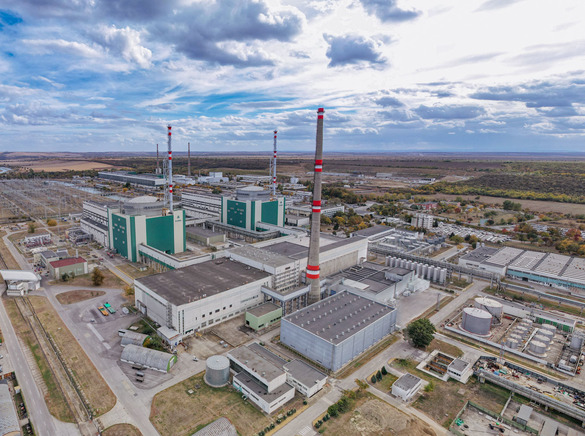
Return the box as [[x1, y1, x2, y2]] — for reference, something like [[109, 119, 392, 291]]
[[98, 306, 109, 316], [104, 302, 116, 314]]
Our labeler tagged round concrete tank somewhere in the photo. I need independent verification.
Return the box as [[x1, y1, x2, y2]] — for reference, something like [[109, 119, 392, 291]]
[[474, 297, 503, 319], [571, 335, 584, 349], [204, 355, 230, 387], [461, 307, 492, 336], [529, 340, 547, 356], [505, 338, 519, 349], [534, 334, 551, 344]]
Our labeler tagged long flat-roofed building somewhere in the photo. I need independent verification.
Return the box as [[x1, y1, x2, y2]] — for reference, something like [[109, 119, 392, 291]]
[[134, 259, 271, 342], [98, 170, 166, 187], [280, 290, 397, 371]]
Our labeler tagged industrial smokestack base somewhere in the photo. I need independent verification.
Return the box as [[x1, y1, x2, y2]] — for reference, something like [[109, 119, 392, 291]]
[[307, 108, 324, 305]]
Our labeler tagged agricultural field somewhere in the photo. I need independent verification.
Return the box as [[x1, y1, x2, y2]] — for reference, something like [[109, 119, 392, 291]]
[[101, 424, 142, 436]]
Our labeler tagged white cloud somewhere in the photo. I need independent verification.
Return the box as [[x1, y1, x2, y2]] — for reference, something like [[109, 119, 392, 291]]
[[23, 39, 101, 58], [91, 25, 152, 68]]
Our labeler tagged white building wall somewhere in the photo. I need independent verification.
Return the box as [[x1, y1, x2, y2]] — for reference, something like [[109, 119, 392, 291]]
[[232, 378, 295, 414], [391, 380, 422, 401]]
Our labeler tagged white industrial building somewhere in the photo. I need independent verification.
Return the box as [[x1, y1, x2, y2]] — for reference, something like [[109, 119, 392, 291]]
[[283, 359, 327, 397], [460, 245, 585, 291], [280, 291, 397, 371], [391, 373, 422, 401], [228, 345, 295, 414], [134, 258, 272, 344], [328, 262, 430, 305], [120, 344, 177, 373], [0, 270, 41, 296], [98, 171, 166, 187], [411, 213, 434, 230], [80, 200, 119, 247], [181, 190, 222, 219], [446, 358, 472, 383]]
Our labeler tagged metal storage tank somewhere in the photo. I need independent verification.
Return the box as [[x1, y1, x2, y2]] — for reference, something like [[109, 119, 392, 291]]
[[515, 326, 528, 336], [570, 335, 584, 350], [461, 307, 492, 336], [474, 297, 504, 319], [534, 334, 551, 344], [205, 355, 230, 387], [542, 324, 557, 332], [505, 338, 519, 349], [416, 263, 422, 275], [400, 259, 406, 268], [433, 267, 440, 282], [439, 269, 447, 284], [539, 329, 554, 340], [529, 340, 547, 356], [509, 333, 523, 342], [427, 266, 435, 280], [422, 265, 428, 277]]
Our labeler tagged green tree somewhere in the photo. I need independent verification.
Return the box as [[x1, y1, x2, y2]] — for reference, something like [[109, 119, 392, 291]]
[[28, 222, 36, 233], [91, 268, 105, 286], [406, 318, 436, 348]]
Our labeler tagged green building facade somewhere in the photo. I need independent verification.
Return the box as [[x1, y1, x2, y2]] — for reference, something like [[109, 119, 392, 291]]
[[108, 209, 186, 262], [245, 303, 283, 331], [221, 197, 285, 231]]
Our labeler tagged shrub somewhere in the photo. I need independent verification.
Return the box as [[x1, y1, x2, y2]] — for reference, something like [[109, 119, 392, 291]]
[[381, 366, 388, 375], [327, 404, 338, 417], [371, 375, 376, 384], [376, 370, 382, 381]]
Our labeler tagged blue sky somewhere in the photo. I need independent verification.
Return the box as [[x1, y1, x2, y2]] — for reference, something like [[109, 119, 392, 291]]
[[1, 0, 585, 153]]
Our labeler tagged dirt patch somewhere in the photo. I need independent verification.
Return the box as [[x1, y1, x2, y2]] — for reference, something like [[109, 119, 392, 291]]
[[8, 159, 115, 172], [50, 268, 123, 289], [101, 423, 142, 436], [55, 290, 106, 305], [321, 395, 436, 436], [425, 339, 463, 358], [28, 296, 116, 417]]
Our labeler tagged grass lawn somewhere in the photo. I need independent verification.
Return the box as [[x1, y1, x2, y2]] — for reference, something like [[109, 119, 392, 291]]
[[116, 263, 156, 280], [28, 296, 116, 417], [426, 339, 464, 358], [335, 334, 399, 379], [150, 373, 302, 436], [0, 231, 20, 269], [369, 372, 398, 392], [102, 424, 142, 436], [3, 298, 74, 422]]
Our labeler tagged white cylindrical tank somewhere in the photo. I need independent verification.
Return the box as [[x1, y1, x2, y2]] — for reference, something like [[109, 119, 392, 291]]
[[539, 329, 554, 340], [570, 355, 578, 364], [515, 326, 528, 336], [433, 267, 440, 282], [474, 297, 504, 319], [439, 269, 447, 284], [534, 334, 551, 344], [422, 265, 429, 277], [461, 307, 492, 336], [427, 266, 435, 280], [204, 355, 230, 387], [505, 338, 519, 349], [542, 324, 557, 333], [529, 340, 547, 356], [571, 335, 584, 349], [509, 333, 523, 342], [416, 263, 423, 275]]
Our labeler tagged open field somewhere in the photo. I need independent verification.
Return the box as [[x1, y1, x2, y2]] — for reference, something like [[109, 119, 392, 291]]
[[115, 263, 157, 280], [29, 296, 116, 416], [50, 268, 124, 289], [4, 298, 74, 422], [150, 373, 302, 436], [428, 193, 585, 215], [102, 424, 142, 436], [317, 390, 436, 436], [425, 339, 464, 358], [3, 159, 116, 172], [55, 290, 106, 305]]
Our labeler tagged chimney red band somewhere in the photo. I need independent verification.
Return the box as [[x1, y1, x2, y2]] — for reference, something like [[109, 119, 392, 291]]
[[307, 264, 319, 271], [306, 271, 319, 279]]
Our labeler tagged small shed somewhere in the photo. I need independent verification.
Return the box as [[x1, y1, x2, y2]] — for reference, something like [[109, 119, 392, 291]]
[[515, 404, 533, 426], [120, 344, 177, 373], [48, 257, 88, 279], [245, 303, 282, 331], [392, 373, 422, 402], [120, 331, 149, 347]]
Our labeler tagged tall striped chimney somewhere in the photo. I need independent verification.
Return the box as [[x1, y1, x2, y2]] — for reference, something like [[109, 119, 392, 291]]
[[272, 130, 278, 197], [156, 144, 160, 174], [307, 108, 324, 304], [167, 125, 173, 212], [188, 142, 191, 177]]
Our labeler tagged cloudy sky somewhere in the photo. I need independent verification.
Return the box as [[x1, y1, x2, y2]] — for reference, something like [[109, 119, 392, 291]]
[[1, 0, 585, 153]]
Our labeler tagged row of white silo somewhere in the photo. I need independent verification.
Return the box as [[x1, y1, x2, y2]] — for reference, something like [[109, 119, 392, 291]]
[[528, 327, 555, 357], [385, 256, 447, 284]]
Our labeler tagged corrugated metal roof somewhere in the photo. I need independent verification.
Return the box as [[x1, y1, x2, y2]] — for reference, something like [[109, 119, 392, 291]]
[[0, 270, 40, 282]]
